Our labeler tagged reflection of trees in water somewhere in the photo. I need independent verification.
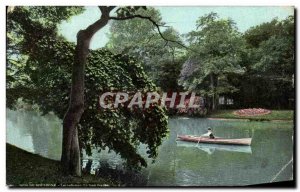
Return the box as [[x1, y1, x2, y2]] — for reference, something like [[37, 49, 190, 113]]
[[29, 112, 49, 158], [43, 114, 62, 160], [7, 109, 62, 160], [82, 159, 148, 186], [82, 159, 93, 173]]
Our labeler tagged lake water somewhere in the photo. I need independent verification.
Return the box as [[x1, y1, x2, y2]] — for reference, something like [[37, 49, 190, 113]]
[[6, 109, 294, 186]]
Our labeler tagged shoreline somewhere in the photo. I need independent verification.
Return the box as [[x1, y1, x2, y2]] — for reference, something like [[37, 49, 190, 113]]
[[6, 143, 118, 187], [207, 117, 293, 122], [174, 116, 293, 122]]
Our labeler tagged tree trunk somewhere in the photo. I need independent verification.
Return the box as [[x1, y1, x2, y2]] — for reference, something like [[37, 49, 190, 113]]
[[210, 74, 215, 111], [215, 75, 219, 110], [61, 7, 111, 176]]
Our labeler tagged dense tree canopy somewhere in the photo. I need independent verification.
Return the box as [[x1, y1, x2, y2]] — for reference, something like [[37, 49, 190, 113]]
[[106, 7, 184, 87], [179, 12, 245, 110], [232, 16, 295, 109]]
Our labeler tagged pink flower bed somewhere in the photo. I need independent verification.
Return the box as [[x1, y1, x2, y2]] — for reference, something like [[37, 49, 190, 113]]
[[233, 108, 271, 116]]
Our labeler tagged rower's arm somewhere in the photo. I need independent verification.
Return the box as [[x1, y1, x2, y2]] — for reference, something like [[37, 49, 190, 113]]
[[201, 132, 210, 137]]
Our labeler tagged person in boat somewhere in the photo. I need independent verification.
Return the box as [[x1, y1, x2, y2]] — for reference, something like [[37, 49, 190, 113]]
[[201, 127, 215, 139]]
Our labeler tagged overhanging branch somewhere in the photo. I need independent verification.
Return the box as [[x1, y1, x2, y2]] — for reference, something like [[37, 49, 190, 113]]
[[108, 14, 196, 53]]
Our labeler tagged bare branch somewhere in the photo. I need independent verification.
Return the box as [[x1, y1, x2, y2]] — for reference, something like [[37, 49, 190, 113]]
[[109, 14, 196, 52]]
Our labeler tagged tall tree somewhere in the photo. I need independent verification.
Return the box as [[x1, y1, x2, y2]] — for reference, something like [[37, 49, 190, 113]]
[[180, 12, 245, 110]]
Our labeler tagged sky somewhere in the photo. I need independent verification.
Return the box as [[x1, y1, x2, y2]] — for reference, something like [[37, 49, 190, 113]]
[[58, 6, 294, 50]]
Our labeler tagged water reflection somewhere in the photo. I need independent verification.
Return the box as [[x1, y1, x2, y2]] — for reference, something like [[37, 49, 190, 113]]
[[6, 109, 293, 186], [176, 141, 252, 154], [6, 109, 62, 160]]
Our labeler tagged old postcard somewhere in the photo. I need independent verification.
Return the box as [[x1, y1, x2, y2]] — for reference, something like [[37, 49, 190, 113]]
[[6, 6, 295, 187]]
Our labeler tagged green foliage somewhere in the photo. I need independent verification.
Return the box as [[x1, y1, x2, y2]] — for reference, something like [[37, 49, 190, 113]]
[[7, 6, 168, 168], [106, 7, 184, 88], [247, 16, 294, 77], [115, 6, 147, 18], [180, 12, 245, 109], [232, 16, 295, 109], [157, 58, 185, 92], [244, 16, 294, 48], [81, 50, 169, 167], [6, 6, 83, 93], [107, 7, 162, 52], [6, 6, 84, 56]]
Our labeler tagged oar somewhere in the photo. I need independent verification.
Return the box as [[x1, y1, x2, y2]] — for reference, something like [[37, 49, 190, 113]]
[[195, 137, 202, 147], [195, 127, 211, 147]]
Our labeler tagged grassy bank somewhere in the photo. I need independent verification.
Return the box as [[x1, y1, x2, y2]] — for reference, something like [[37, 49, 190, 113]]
[[208, 110, 294, 121], [6, 144, 118, 187]]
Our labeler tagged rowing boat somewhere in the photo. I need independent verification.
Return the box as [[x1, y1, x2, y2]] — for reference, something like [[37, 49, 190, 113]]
[[176, 141, 252, 154], [177, 135, 252, 146]]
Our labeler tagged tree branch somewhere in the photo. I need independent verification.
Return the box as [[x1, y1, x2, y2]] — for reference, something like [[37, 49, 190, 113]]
[[83, 7, 115, 38], [99, 6, 116, 13], [109, 14, 196, 52]]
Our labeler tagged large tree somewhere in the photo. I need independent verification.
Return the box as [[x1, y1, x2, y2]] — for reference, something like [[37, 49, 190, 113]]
[[179, 12, 245, 110], [7, 6, 174, 176]]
